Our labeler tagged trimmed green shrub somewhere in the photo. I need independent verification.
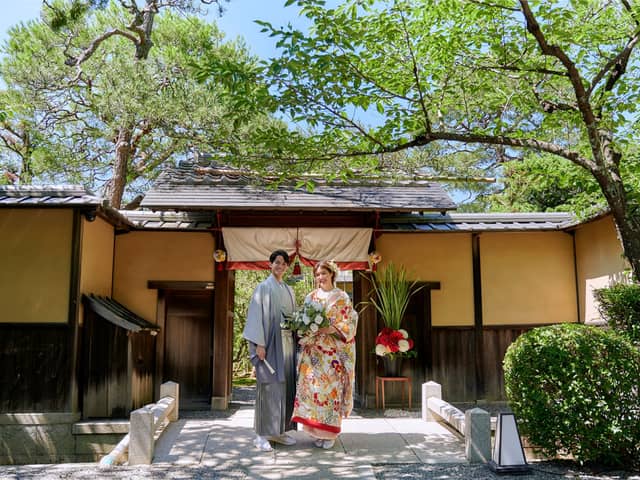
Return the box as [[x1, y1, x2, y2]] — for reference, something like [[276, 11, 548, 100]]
[[594, 282, 640, 344], [504, 323, 640, 468]]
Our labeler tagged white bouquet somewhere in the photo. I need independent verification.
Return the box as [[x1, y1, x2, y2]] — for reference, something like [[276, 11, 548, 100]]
[[284, 299, 329, 335]]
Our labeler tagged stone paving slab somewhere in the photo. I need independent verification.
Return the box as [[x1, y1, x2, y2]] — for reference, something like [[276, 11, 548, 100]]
[[0, 407, 466, 480], [149, 407, 466, 479]]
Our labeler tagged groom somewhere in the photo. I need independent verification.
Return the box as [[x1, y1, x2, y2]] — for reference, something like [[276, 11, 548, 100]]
[[243, 249, 297, 451]]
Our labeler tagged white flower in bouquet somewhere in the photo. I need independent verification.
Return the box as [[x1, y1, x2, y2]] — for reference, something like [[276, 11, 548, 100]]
[[286, 298, 329, 335], [310, 300, 323, 311], [375, 343, 390, 356], [398, 339, 410, 352]]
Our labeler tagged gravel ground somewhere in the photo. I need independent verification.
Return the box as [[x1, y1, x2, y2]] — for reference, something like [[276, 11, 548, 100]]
[[0, 465, 248, 479], [1, 460, 638, 480], [372, 461, 640, 480]]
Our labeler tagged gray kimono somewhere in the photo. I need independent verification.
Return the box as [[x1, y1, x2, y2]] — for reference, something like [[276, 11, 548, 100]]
[[243, 274, 296, 435]]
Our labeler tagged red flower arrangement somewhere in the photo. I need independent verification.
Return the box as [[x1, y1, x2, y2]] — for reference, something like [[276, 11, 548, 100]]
[[374, 327, 417, 358]]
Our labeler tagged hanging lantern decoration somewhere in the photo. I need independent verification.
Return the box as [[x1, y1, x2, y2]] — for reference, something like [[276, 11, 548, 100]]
[[214, 249, 227, 270], [368, 251, 382, 271]]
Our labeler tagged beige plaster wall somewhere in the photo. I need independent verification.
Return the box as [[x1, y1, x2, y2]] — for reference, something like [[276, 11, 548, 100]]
[[574, 215, 628, 324], [78, 216, 115, 326], [113, 231, 215, 322], [0, 208, 72, 323], [79, 216, 114, 297], [480, 231, 577, 325], [375, 233, 475, 326]]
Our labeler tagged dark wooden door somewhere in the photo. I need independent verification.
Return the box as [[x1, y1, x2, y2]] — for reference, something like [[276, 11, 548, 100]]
[[163, 290, 214, 410], [405, 287, 432, 379]]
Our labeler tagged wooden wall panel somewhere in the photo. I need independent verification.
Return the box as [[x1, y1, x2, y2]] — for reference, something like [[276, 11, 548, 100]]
[[480, 326, 538, 401], [0, 325, 72, 412], [353, 272, 376, 408], [403, 288, 433, 400], [425, 325, 538, 403], [130, 333, 156, 410], [81, 311, 130, 418], [430, 327, 476, 401]]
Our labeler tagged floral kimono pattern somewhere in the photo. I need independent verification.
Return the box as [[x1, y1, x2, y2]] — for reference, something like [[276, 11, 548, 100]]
[[291, 288, 358, 439]]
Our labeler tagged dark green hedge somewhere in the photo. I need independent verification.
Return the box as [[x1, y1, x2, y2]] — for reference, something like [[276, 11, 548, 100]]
[[504, 323, 640, 468], [594, 282, 640, 344]]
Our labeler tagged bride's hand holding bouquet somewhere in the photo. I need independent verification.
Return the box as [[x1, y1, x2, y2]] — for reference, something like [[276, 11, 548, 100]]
[[283, 299, 330, 335]]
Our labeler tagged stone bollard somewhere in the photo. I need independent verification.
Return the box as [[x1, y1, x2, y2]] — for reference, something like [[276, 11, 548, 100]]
[[160, 381, 180, 422], [128, 407, 154, 465], [464, 407, 491, 463], [421, 381, 442, 421]]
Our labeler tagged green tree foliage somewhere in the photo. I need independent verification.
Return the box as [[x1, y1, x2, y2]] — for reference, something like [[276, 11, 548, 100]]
[[594, 282, 640, 345], [491, 153, 604, 215], [504, 324, 640, 468], [0, 1, 272, 207], [245, 0, 640, 281], [44, 0, 226, 61], [233, 270, 268, 377], [491, 146, 640, 218]]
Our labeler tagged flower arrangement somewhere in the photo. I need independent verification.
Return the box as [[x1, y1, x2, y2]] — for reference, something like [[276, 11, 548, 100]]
[[362, 263, 422, 360], [283, 299, 329, 335], [374, 327, 417, 358], [368, 262, 423, 330]]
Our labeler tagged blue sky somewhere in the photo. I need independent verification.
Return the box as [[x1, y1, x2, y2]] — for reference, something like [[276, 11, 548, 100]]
[[0, 0, 309, 60]]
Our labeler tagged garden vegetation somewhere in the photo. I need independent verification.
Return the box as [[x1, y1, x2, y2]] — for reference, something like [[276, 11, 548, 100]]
[[504, 324, 640, 469]]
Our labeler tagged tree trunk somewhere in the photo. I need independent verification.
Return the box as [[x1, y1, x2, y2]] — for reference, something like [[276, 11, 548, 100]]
[[103, 127, 132, 209], [19, 130, 34, 183], [135, 4, 156, 60], [592, 162, 640, 284], [616, 210, 640, 284]]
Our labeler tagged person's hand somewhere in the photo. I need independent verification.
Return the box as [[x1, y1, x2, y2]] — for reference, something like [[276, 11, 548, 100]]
[[318, 326, 335, 335], [256, 345, 266, 360]]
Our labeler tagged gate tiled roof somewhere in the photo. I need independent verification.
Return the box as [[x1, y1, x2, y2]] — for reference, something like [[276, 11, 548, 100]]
[[140, 162, 458, 213]]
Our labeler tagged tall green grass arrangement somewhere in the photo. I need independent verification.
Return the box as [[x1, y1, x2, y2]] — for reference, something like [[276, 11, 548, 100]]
[[368, 263, 423, 329]]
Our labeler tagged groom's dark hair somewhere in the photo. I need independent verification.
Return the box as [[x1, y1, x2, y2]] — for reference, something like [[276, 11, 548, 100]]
[[270, 249, 290, 264]]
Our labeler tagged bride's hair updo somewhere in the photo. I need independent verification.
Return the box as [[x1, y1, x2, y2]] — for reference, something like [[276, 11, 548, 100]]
[[314, 260, 339, 282]]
